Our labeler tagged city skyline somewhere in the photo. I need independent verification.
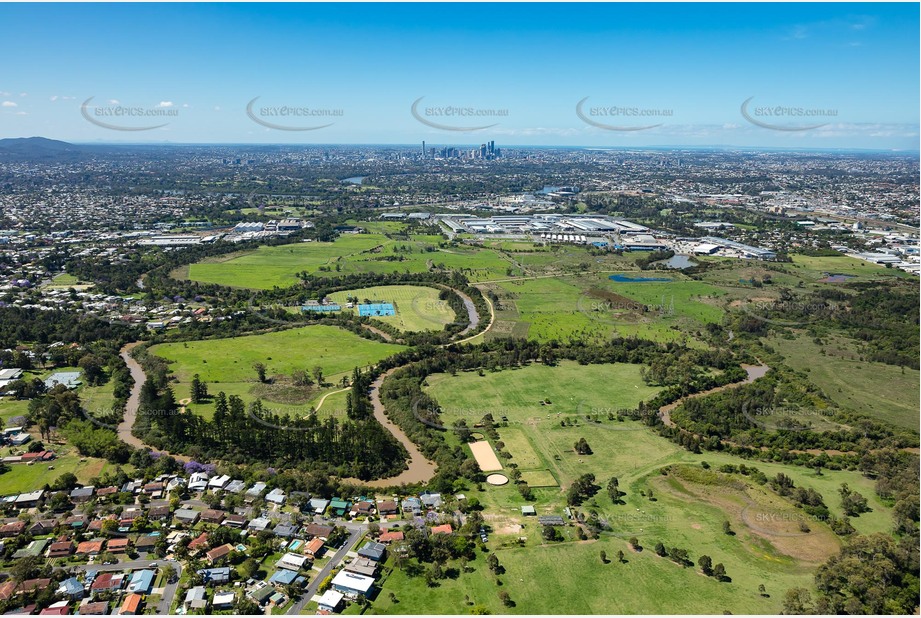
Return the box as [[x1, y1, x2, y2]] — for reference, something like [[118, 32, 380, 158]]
[[0, 3, 918, 149]]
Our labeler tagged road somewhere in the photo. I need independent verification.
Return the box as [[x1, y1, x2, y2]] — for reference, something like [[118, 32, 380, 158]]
[[658, 362, 770, 427], [286, 526, 364, 615], [72, 559, 183, 615]]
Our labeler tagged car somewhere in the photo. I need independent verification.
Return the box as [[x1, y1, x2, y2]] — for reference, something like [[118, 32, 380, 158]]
[[149, 562, 158, 568]]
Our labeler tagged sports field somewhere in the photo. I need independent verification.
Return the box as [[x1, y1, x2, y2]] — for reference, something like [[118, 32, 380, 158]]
[[327, 285, 457, 332]]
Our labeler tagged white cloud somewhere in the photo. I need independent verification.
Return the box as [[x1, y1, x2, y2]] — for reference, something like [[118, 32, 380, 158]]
[[157, 101, 174, 108], [108, 99, 120, 105], [14, 111, 27, 116], [18, 92, 27, 97], [0, 91, 9, 97], [182, 103, 190, 108], [1, 101, 18, 108], [214, 106, 221, 111], [49, 95, 58, 101]]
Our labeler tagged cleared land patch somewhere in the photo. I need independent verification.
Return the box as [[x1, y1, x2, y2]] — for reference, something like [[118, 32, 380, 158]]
[[469, 440, 503, 472]]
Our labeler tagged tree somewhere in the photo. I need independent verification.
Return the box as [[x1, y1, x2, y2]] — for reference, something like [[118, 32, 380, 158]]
[[713, 563, 727, 581], [698, 555, 713, 576], [758, 584, 767, 597], [654, 542, 667, 557], [487, 553, 501, 574], [498, 591, 514, 607], [607, 477, 622, 502], [312, 366, 324, 386], [616, 550, 625, 563], [234, 598, 263, 615], [253, 362, 267, 383], [78, 354, 105, 386], [190, 374, 207, 404], [722, 520, 734, 535], [161, 564, 177, 583], [629, 537, 640, 551], [291, 369, 313, 387], [599, 550, 608, 563], [782, 588, 814, 614], [574, 437, 593, 455]]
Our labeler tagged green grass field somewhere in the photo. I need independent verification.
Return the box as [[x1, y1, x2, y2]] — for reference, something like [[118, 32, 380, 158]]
[[425, 361, 662, 429], [185, 234, 519, 290], [379, 356, 900, 615], [327, 285, 456, 332], [149, 325, 404, 417], [766, 332, 920, 431], [0, 454, 116, 495]]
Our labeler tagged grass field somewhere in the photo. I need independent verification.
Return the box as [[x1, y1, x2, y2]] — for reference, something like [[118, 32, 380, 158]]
[[185, 234, 519, 290], [327, 285, 457, 332], [766, 332, 920, 431], [381, 356, 900, 614], [0, 454, 115, 495], [149, 325, 404, 417], [425, 361, 662, 429]]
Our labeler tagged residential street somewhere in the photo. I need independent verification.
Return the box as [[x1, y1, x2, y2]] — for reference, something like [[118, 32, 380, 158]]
[[72, 559, 183, 614]]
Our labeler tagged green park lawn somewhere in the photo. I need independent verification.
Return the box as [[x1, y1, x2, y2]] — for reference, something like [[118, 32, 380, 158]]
[[327, 285, 457, 332], [149, 325, 404, 417]]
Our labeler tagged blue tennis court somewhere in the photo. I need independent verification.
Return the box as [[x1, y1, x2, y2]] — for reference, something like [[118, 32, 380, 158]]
[[359, 303, 395, 316]]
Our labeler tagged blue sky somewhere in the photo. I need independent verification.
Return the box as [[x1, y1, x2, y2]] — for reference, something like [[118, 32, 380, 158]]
[[0, 3, 918, 149]]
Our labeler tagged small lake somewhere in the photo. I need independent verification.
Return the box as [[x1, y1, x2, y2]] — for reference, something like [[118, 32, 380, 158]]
[[342, 176, 365, 185], [657, 255, 698, 270], [609, 274, 672, 283]]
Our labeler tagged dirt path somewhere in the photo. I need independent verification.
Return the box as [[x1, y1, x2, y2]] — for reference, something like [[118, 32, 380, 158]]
[[313, 387, 348, 412], [658, 363, 770, 428], [343, 368, 438, 488], [118, 342, 190, 462]]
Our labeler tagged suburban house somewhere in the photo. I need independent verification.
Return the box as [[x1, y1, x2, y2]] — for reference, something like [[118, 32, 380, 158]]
[[420, 492, 443, 509], [200, 509, 225, 525], [28, 519, 57, 536], [0, 521, 26, 537], [303, 523, 333, 540], [208, 474, 231, 490], [47, 541, 75, 558], [134, 535, 158, 553], [56, 578, 84, 600], [147, 505, 170, 521], [275, 552, 308, 571], [75, 601, 110, 615], [205, 543, 234, 564], [431, 524, 453, 535], [273, 523, 298, 538], [247, 517, 271, 532], [69, 487, 95, 503], [316, 589, 344, 613], [357, 542, 386, 562], [378, 530, 404, 543], [188, 532, 210, 553], [106, 538, 129, 554], [39, 600, 70, 615], [353, 501, 374, 516], [304, 537, 325, 557], [306, 498, 329, 515], [265, 488, 286, 505], [223, 513, 247, 528], [118, 593, 143, 615], [76, 540, 105, 556], [126, 570, 155, 595], [224, 479, 246, 494], [377, 500, 399, 516], [268, 569, 299, 587], [90, 573, 125, 592], [14, 539, 49, 559], [244, 482, 267, 502], [184, 587, 207, 611], [187, 473, 209, 492], [344, 557, 377, 578], [400, 497, 422, 516], [329, 498, 350, 516], [197, 567, 231, 586], [212, 591, 235, 609], [330, 571, 375, 599], [174, 508, 199, 525]]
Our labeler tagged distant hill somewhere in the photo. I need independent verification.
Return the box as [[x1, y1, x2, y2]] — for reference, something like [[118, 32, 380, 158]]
[[0, 136, 103, 160]]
